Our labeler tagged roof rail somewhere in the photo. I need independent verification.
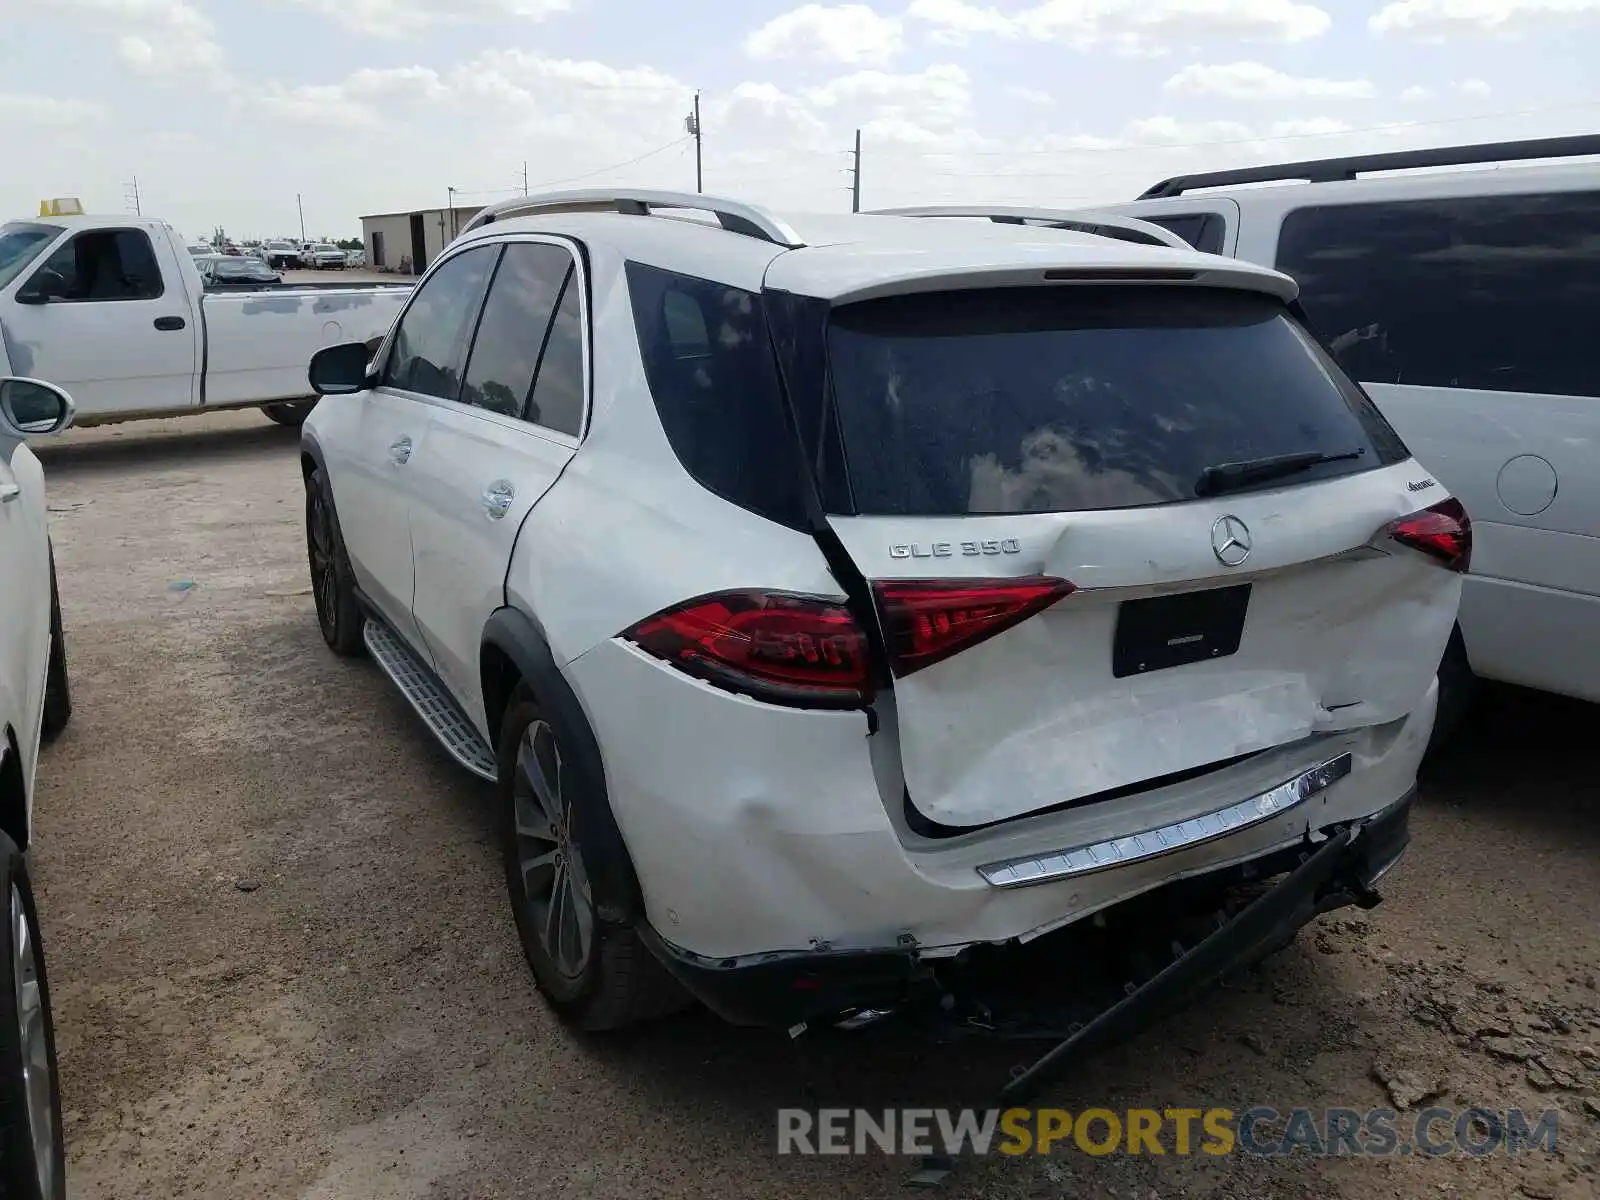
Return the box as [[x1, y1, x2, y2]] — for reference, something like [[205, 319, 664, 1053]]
[[868, 205, 1192, 250], [456, 188, 805, 247], [1138, 132, 1600, 199]]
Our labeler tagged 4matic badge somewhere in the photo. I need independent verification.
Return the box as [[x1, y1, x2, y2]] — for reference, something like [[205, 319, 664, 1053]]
[[889, 539, 1022, 560]]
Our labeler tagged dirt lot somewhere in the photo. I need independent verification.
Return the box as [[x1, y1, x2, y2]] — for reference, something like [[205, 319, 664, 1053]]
[[27, 410, 1600, 1200]]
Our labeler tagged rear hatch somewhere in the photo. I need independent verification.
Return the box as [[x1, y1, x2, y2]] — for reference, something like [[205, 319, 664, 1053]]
[[779, 279, 1464, 830]]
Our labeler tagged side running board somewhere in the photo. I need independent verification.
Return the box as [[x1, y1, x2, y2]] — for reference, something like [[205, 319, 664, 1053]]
[[363, 620, 498, 781]]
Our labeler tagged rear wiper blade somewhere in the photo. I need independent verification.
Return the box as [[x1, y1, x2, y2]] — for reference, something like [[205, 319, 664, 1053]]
[[1195, 448, 1365, 498]]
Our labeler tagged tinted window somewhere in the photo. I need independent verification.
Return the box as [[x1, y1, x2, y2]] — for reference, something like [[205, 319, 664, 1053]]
[[827, 287, 1407, 516], [1145, 212, 1226, 255], [626, 261, 806, 527], [460, 243, 571, 419], [28, 229, 164, 301], [383, 246, 496, 400], [1277, 192, 1600, 398], [525, 271, 585, 436]]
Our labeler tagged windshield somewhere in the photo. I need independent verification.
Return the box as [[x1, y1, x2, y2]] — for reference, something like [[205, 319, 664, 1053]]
[[826, 286, 1410, 516], [0, 222, 63, 290], [313, 244, 337, 253]]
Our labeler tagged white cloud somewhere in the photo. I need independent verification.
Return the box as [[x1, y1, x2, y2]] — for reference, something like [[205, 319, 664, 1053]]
[[908, 0, 1332, 53], [1163, 61, 1376, 100], [0, 94, 108, 126], [804, 64, 973, 130], [57, 0, 225, 81], [1370, 0, 1600, 38], [278, 0, 575, 38], [743, 4, 905, 65], [1007, 86, 1055, 105], [1268, 116, 1352, 136], [1400, 84, 1436, 101], [1457, 77, 1493, 96]]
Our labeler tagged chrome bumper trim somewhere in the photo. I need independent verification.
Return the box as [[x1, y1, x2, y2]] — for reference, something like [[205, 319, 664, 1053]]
[[977, 753, 1354, 889]]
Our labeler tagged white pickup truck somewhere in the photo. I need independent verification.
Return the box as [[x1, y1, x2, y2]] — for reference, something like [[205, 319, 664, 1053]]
[[0, 209, 411, 427]]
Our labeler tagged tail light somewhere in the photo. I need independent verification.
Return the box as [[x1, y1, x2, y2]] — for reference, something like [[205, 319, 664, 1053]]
[[1384, 497, 1472, 573], [624, 590, 873, 708], [873, 577, 1076, 677]]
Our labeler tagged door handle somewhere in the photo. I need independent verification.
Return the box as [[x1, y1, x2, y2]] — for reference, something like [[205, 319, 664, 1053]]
[[388, 436, 412, 465], [153, 316, 187, 331], [0, 482, 19, 504], [481, 480, 515, 519]]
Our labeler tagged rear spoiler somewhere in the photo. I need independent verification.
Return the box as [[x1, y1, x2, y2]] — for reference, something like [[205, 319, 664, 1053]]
[[866, 206, 1192, 251]]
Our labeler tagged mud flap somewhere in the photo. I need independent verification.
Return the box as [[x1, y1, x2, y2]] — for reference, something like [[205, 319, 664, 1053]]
[[997, 824, 1363, 1107]]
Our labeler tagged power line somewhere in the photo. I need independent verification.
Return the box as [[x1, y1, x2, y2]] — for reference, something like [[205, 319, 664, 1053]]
[[525, 136, 696, 190]]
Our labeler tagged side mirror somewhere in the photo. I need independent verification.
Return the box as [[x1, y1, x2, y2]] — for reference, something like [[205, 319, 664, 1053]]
[[308, 342, 373, 396], [0, 377, 75, 437], [16, 268, 68, 305]]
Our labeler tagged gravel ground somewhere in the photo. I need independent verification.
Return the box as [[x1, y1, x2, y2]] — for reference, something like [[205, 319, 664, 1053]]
[[26, 409, 1600, 1200]]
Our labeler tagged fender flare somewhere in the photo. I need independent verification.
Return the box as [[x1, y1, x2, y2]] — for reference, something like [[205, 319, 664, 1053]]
[[481, 607, 643, 924], [299, 427, 327, 479]]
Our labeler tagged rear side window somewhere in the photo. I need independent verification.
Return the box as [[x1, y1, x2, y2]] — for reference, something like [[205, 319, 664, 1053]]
[[1277, 192, 1600, 398], [1144, 212, 1227, 255], [525, 274, 585, 437], [625, 261, 806, 528], [827, 287, 1408, 517], [460, 242, 571, 420]]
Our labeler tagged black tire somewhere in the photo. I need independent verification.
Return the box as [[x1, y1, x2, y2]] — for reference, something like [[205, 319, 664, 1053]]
[[40, 551, 70, 742], [263, 401, 316, 427], [1427, 625, 1474, 757], [0, 834, 65, 1200], [305, 468, 364, 656], [497, 693, 688, 1031]]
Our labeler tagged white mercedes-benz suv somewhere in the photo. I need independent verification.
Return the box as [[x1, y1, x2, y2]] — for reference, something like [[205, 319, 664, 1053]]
[[300, 190, 1465, 1039], [1, 374, 73, 1200]]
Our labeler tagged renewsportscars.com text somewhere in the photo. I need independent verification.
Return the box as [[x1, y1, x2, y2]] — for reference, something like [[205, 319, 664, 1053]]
[[776, 1107, 1560, 1158]]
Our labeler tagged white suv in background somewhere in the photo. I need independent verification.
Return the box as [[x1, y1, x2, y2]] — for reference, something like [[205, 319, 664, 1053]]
[[299, 189, 1463, 1039], [1, 374, 74, 1200], [1100, 134, 1600, 740]]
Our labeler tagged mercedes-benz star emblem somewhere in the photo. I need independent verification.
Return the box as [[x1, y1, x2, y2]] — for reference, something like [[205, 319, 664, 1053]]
[[1211, 515, 1252, 567]]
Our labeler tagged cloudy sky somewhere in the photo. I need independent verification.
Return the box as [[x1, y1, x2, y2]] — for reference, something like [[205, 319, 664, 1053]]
[[3, 1, 1597, 242]]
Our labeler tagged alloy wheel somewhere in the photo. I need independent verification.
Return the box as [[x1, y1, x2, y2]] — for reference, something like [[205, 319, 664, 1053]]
[[307, 487, 339, 641], [512, 721, 594, 980], [13, 885, 54, 1200]]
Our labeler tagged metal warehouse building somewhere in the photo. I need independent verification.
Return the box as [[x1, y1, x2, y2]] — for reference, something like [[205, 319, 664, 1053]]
[[359, 205, 484, 275]]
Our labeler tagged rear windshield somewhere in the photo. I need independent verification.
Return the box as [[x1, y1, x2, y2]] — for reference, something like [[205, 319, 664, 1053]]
[[826, 286, 1408, 516]]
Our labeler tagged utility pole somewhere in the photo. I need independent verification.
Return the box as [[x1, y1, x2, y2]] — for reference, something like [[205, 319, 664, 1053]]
[[521, 161, 529, 196], [296, 193, 307, 243], [124, 175, 142, 215], [685, 92, 703, 193], [850, 129, 862, 213], [447, 186, 457, 238]]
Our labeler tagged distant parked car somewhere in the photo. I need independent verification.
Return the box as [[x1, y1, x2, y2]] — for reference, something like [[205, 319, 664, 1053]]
[[204, 257, 283, 286], [184, 243, 214, 259], [344, 248, 366, 269], [263, 240, 301, 270], [305, 243, 346, 270]]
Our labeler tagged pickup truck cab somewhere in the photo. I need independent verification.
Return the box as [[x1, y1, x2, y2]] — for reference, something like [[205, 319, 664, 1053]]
[[0, 209, 410, 428]]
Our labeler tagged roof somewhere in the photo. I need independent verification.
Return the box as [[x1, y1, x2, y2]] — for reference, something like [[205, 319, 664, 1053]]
[[446, 205, 1297, 302], [359, 206, 486, 222]]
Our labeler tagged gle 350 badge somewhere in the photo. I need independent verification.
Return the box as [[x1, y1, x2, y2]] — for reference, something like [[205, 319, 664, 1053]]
[[889, 538, 1022, 560]]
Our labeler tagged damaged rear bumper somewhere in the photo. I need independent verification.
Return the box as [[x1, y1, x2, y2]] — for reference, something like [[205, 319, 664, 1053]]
[[639, 788, 1415, 1036]]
